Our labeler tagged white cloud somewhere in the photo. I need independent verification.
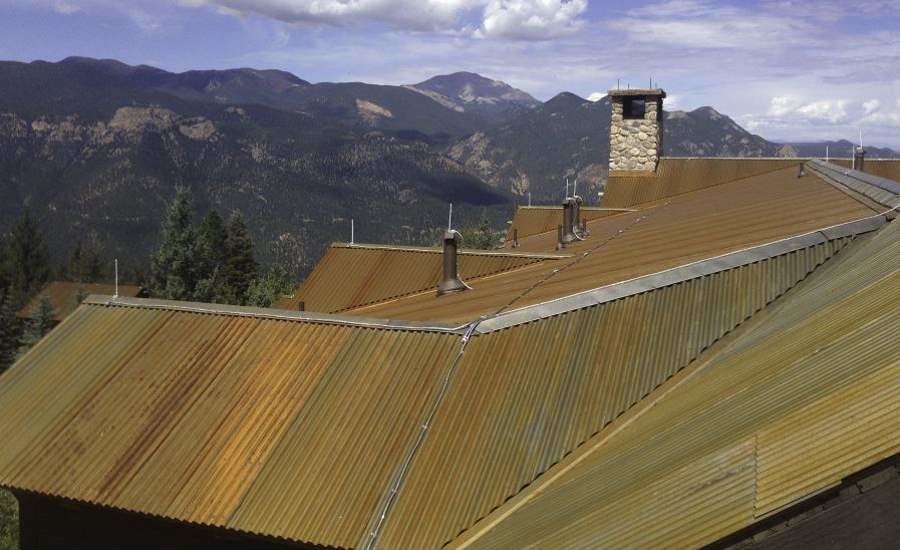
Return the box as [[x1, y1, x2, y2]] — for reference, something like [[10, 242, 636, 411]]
[[863, 99, 881, 114], [475, 0, 587, 40], [587, 91, 605, 102], [765, 96, 849, 123], [180, 0, 586, 40], [178, 0, 483, 31], [53, 0, 80, 13]]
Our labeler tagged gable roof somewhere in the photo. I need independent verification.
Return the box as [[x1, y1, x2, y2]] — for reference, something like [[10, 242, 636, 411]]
[[275, 244, 564, 314], [16, 281, 144, 321], [349, 164, 877, 322], [447, 219, 900, 550]]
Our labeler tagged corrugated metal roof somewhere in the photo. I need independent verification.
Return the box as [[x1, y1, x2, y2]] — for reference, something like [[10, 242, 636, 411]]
[[603, 158, 805, 208], [17, 281, 144, 321], [351, 166, 877, 323], [372, 235, 854, 550], [829, 158, 900, 183], [447, 219, 900, 550], [275, 244, 562, 314], [0, 301, 461, 548], [505, 206, 631, 242]]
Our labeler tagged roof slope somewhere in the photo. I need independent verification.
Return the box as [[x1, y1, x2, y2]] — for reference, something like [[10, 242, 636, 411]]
[[0, 300, 461, 548], [505, 206, 629, 242], [352, 165, 877, 322], [448, 219, 900, 550], [17, 281, 143, 321], [603, 158, 805, 208], [372, 234, 857, 550], [275, 244, 560, 314]]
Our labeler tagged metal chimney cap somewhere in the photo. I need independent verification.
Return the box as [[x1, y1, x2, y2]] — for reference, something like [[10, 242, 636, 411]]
[[443, 229, 461, 241]]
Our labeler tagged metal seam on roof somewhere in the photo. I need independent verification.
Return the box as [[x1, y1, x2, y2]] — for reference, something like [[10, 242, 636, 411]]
[[84, 295, 471, 334], [807, 159, 900, 209], [475, 214, 886, 333], [332, 242, 571, 259]]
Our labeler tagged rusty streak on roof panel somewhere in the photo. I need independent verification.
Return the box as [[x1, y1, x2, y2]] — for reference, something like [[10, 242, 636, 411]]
[[0, 302, 462, 548], [274, 244, 562, 314], [603, 158, 805, 209], [505, 207, 631, 242], [17, 281, 144, 321], [352, 166, 877, 323], [448, 220, 900, 550], [373, 236, 853, 550]]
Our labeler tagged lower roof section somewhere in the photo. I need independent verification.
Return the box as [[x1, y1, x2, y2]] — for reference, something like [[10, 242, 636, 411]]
[[448, 219, 900, 550], [0, 300, 461, 548], [17, 281, 144, 321]]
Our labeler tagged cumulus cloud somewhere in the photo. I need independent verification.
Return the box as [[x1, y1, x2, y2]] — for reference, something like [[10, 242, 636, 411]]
[[766, 96, 849, 124], [53, 0, 80, 14], [587, 91, 605, 102], [475, 0, 587, 40], [180, 0, 586, 40], [863, 99, 881, 114]]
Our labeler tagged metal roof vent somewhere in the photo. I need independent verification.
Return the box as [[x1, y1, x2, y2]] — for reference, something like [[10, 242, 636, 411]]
[[559, 195, 585, 247], [437, 229, 470, 296]]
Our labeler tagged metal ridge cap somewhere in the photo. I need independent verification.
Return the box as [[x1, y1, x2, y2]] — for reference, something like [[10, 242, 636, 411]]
[[82, 295, 471, 334], [516, 206, 638, 212], [475, 214, 887, 334], [659, 156, 810, 161], [331, 242, 571, 259], [808, 159, 900, 195]]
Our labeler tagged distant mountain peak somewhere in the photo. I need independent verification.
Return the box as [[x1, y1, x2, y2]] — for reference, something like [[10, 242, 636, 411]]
[[543, 92, 589, 111], [410, 72, 539, 118]]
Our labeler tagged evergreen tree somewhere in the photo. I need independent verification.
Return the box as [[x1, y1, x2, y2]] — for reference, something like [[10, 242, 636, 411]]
[[18, 295, 54, 354], [6, 208, 50, 306], [247, 264, 294, 308], [459, 218, 498, 250], [0, 292, 19, 374], [150, 189, 201, 301], [223, 212, 257, 305], [195, 210, 228, 302]]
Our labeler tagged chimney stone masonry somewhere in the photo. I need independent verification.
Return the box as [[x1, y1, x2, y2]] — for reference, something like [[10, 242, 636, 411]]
[[609, 88, 666, 172]]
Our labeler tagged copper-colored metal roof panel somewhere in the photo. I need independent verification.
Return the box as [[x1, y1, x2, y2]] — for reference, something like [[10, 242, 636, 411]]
[[829, 158, 900, 183], [275, 244, 559, 314], [505, 206, 629, 242], [604, 158, 805, 208], [447, 220, 900, 550], [0, 302, 460, 548], [353, 166, 876, 323], [374, 235, 853, 550], [17, 281, 144, 321]]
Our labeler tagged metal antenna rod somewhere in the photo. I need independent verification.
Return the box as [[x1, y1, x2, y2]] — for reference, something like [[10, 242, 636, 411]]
[[826, 145, 829, 162], [573, 178, 578, 197], [565, 178, 569, 200], [114, 259, 119, 298], [447, 203, 453, 231], [528, 191, 532, 207], [859, 128, 864, 148], [350, 219, 355, 245]]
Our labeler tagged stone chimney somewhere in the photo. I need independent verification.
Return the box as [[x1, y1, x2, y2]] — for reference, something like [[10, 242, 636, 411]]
[[608, 88, 666, 171]]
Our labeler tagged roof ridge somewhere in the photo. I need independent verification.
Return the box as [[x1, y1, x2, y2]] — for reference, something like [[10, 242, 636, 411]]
[[82, 295, 469, 334], [477, 214, 886, 333]]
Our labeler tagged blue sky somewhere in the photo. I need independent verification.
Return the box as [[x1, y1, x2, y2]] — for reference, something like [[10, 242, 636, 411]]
[[3, 0, 900, 148]]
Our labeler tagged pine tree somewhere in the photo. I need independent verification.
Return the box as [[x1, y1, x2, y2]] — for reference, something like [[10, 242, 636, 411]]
[[247, 264, 294, 308], [195, 210, 228, 302], [150, 189, 201, 301], [223, 212, 257, 305], [18, 295, 55, 354], [67, 237, 104, 283], [0, 292, 19, 374], [6, 208, 50, 306]]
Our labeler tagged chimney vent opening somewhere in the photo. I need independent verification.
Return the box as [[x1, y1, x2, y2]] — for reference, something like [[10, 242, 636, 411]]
[[623, 98, 646, 119]]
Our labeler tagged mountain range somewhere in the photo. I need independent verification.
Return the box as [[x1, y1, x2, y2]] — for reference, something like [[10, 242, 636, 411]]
[[0, 57, 894, 281]]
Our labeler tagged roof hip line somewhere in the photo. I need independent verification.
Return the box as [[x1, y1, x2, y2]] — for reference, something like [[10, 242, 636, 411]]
[[360, 317, 484, 550]]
